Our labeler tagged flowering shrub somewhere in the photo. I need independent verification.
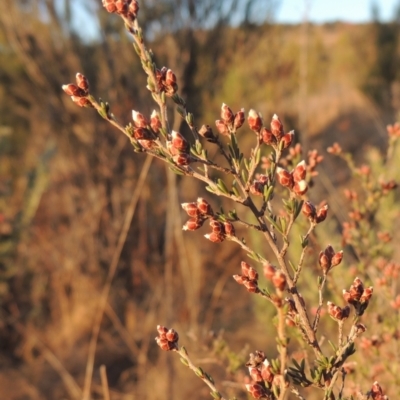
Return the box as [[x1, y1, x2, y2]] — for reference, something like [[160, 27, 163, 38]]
[[62, 1, 399, 399]]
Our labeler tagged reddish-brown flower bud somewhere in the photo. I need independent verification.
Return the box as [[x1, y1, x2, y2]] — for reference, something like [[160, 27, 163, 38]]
[[75, 72, 89, 92], [319, 251, 331, 273], [241, 261, 258, 281], [293, 179, 308, 196], [132, 110, 148, 128], [172, 153, 191, 166], [204, 232, 225, 243], [221, 103, 234, 124], [215, 119, 229, 136], [325, 245, 335, 259], [165, 328, 179, 342], [62, 83, 85, 97], [183, 218, 204, 231], [248, 367, 263, 382], [171, 130, 188, 151], [71, 96, 92, 107], [224, 221, 235, 236], [248, 109, 263, 132], [233, 274, 247, 284], [263, 263, 276, 280], [261, 127, 275, 145], [181, 202, 200, 218], [272, 270, 287, 291], [102, 0, 117, 13], [150, 110, 161, 134], [276, 167, 293, 188], [292, 160, 307, 182], [243, 279, 259, 293], [302, 201, 316, 219], [360, 286, 373, 303], [197, 197, 213, 216], [327, 142, 342, 154], [157, 325, 168, 336], [260, 360, 274, 383], [250, 181, 264, 196], [134, 127, 153, 140], [115, 0, 129, 15], [245, 383, 267, 399], [198, 124, 215, 140], [316, 204, 328, 223], [331, 250, 343, 267], [138, 139, 156, 150], [234, 108, 245, 129], [209, 218, 225, 234], [128, 0, 139, 16], [155, 337, 176, 351], [270, 114, 284, 140], [281, 130, 294, 149], [327, 302, 350, 321], [165, 69, 177, 86]]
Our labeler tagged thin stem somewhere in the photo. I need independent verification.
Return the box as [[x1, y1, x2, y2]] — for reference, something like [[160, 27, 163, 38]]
[[313, 273, 327, 332], [293, 221, 316, 284], [277, 304, 288, 399], [176, 347, 226, 400]]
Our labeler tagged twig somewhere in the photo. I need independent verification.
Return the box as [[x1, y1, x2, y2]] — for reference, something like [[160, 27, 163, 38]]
[[100, 365, 111, 400]]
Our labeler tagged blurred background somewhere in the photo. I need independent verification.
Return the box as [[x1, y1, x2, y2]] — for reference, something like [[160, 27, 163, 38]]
[[0, 0, 400, 399]]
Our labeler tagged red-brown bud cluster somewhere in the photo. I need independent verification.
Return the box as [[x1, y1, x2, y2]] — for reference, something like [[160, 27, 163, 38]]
[[216, 104, 246, 135], [198, 124, 216, 141], [247, 109, 263, 132], [102, 0, 139, 20], [276, 160, 308, 196], [245, 351, 276, 398], [182, 198, 213, 231], [154, 66, 178, 96], [318, 245, 343, 274], [233, 261, 260, 293], [327, 301, 350, 321], [262, 263, 287, 292], [260, 114, 294, 150], [327, 142, 342, 155], [302, 201, 328, 223], [131, 110, 160, 149], [343, 277, 373, 316], [62, 73, 92, 107], [369, 381, 388, 400], [380, 179, 397, 194], [155, 325, 179, 351], [250, 174, 269, 196]]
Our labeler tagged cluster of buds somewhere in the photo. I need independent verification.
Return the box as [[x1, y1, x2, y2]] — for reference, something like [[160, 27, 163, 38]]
[[343, 277, 373, 316], [182, 198, 214, 231], [307, 149, 324, 178], [327, 301, 350, 322], [131, 110, 161, 149], [380, 179, 397, 194], [318, 245, 343, 274], [260, 114, 294, 150], [62, 73, 92, 107], [215, 104, 245, 135], [154, 66, 178, 97], [204, 218, 235, 243], [263, 263, 287, 292], [102, 0, 139, 20], [233, 262, 260, 293], [168, 130, 191, 166], [155, 325, 179, 351], [302, 201, 328, 224], [250, 174, 270, 196], [245, 351, 279, 399], [326, 142, 342, 155], [368, 381, 388, 400], [276, 160, 308, 196]]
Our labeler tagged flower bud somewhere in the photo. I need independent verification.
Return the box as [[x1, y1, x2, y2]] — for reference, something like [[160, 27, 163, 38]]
[[270, 114, 284, 139], [197, 197, 213, 216], [62, 83, 85, 97], [75, 72, 89, 92], [248, 366, 263, 382], [71, 96, 92, 107], [263, 263, 276, 280], [155, 337, 175, 351], [233, 108, 245, 129], [261, 127, 275, 145], [243, 279, 259, 293], [293, 179, 308, 196], [209, 219, 224, 234], [132, 110, 148, 128], [102, 0, 117, 13], [276, 167, 293, 188], [331, 250, 343, 267], [292, 160, 307, 182], [221, 103, 234, 124], [272, 270, 286, 291], [165, 69, 177, 86], [171, 130, 188, 151], [172, 153, 191, 166], [316, 204, 328, 223], [281, 130, 294, 149], [204, 232, 225, 243], [245, 383, 267, 399], [319, 251, 331, 273], [247, 109, 262, 132], [183, 218, 204, 231], [157, 325, 168, 336], [150, 110, 161, 134], [165, 328, 179, 342], [302, 201, 316, 219], [223, 221, 235, 236], [215, 119, 229, 136], [181, 202, 200, 218], [261, 360, 274, 383]]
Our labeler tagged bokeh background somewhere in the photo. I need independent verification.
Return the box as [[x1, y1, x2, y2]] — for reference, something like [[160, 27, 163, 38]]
[[1, 0, 400, 399]]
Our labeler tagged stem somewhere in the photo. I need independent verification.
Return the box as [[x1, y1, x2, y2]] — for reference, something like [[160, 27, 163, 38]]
[[277, 305, 288, 399], [313, 273, 327, 332]]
